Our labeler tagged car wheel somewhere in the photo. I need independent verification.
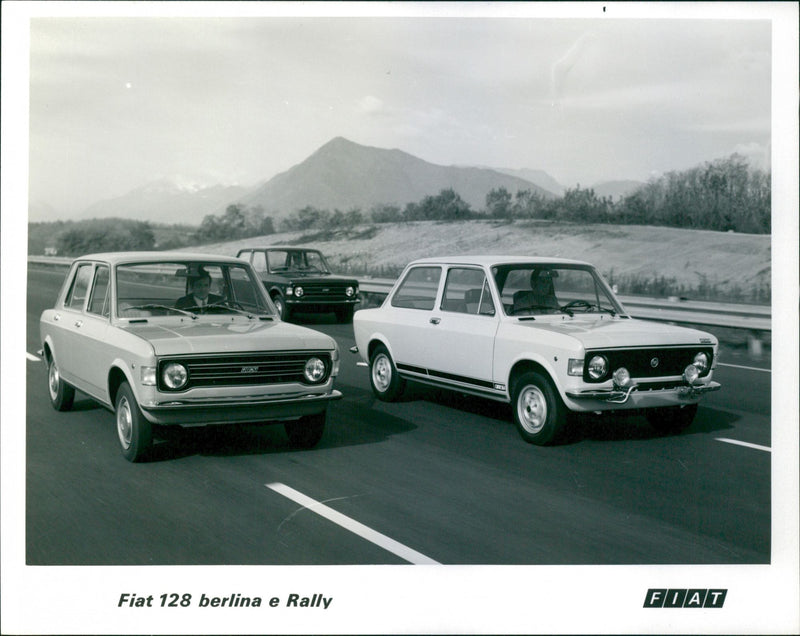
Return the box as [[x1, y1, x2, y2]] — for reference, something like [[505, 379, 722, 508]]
[[115, 382, 153, 462], [284, 412, 326, 449], [47, 355, 75, 411], [511, 371, 566, 445], [273, 294, 292, 321], [646, 404, 698, 435], [335, 306, 354, 323], [369, 345, 406, 402]]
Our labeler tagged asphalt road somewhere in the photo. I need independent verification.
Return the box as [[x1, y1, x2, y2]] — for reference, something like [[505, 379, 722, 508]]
[[24, 266, 771, 565]]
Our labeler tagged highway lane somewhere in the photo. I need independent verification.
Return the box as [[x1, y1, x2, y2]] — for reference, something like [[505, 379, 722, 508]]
[[23, 266, 771, 565]]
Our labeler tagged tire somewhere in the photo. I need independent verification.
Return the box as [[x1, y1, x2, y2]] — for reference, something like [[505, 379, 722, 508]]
[[646, 404, 698, 435], [369, 345, 406, 402], [284, 412, 326, 449], [510, 371, 567, 445], [335, 306, 354, 323], [115, 382, 153, 462], [272, 294, 292, 321], [47, 355, 75, 411]]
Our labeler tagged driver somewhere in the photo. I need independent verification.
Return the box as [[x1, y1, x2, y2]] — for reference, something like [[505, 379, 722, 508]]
[[175, 268, 223, 311]]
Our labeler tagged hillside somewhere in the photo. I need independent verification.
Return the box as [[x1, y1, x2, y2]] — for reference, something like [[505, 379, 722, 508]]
[[188, 219, 771, 303], [240, 137, 555, 216]]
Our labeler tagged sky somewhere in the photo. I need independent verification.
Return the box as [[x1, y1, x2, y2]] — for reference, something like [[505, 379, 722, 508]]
[[16, 3, 777, 218]]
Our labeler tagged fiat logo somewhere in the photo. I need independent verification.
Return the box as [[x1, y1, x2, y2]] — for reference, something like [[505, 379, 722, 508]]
[[650, 357, 660, 368]]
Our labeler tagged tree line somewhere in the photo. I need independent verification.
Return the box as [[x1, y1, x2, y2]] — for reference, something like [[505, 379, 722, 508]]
[[32, 153, 769, 256]]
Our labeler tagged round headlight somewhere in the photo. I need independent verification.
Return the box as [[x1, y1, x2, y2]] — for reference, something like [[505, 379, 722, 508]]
[[303, 357, 327, 383], [294, 286, 304, 297], [162, 362, 188, 389], [587, 355, 608, 380], [345, 286, 355, 297], [693, 352, 709, 373], [683, 364, 700, 385], [612, 367, 631, 388]]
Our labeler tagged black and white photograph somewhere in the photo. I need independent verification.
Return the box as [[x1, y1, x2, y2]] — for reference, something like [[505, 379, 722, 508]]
[[2, 1, 798, 634]]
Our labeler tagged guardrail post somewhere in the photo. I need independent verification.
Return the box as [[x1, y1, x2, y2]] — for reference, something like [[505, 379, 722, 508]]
[[748, 332, 764, 359]]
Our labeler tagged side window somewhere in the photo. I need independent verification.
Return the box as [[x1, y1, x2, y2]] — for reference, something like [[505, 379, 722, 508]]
[[391, 266, 442, 310], [441, 267, 494, 315], [251, 251, 267, 274], [87, 266, 110, 317], [267, 250, 289, 271], [65, 263, 93, 310]]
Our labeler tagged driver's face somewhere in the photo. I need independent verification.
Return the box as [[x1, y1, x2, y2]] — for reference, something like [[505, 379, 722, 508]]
[[191, 277, 211, 299]]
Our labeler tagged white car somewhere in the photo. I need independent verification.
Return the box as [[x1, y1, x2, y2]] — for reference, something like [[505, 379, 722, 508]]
[[352, 256, 720, 445]]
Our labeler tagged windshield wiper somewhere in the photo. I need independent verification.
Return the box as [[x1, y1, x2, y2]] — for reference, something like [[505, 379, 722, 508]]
[[124, 304, 197, 319]]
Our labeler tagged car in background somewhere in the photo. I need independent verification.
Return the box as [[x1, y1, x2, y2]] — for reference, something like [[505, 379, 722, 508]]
[[352, 255, 720, 445], [39, 252, 342, 462], [237, 246, 359, 323]]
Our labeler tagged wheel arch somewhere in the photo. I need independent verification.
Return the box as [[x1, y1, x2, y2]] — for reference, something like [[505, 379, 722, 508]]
[[508, 358, 558, 396], [108, 364, 135, 407]]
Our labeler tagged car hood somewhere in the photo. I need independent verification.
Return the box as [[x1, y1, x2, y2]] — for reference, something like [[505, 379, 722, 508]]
[[517, 316, 716, 349], [121, 318, 336, 356], [281, 273, 358, 284]]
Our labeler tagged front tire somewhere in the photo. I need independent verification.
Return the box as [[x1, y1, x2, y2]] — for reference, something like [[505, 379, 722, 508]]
[[272, 294, 292, 321], [369, 345, 406, 402], [47, 355, 75, 411], [511, 371, 567, 445], [646, 404, 698, 435], [284, 412, 326, 449], [115, 382, 153, 462]]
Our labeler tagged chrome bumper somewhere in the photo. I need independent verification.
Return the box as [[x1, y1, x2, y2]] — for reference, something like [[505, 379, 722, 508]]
[[566, 381, 721, 405]]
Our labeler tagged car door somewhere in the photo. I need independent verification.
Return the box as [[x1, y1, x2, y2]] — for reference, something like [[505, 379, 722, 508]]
[[70, 264, 113, 402], [48, 262, 94, 389], [384, 265, 443, 371], [426, 266, 499, 388]]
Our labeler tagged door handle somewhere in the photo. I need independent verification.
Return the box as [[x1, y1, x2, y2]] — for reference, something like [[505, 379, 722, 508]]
[[75, 320, 83, 328], [54, 314, 61, 321], [430, 317, 441, 325]]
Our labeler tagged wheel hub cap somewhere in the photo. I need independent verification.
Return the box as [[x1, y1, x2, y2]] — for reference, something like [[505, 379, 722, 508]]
[[518, 386, 547, 434], [117, 397, 132, 449], [372, 355, 391, 391]]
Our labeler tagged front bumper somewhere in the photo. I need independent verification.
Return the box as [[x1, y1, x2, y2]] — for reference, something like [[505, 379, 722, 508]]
[[565, 381, 720, 409], [140, 390, 342, 426]]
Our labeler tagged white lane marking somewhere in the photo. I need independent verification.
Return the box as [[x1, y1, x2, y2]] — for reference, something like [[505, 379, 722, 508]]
[[27, 352, 40, 362], [716, 438, 771, 453], [266, 482, 440, 565], [718, 362, 770, 373]]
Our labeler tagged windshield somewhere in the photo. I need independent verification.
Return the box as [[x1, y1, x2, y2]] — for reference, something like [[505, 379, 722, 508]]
[[267, 249, 330, 274], [115, 261, 275, 318], [492, 264, 622, 317]]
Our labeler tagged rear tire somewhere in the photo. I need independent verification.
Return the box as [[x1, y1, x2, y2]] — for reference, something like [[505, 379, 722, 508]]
[[47, 355, 75, 411], [369, 345, 406, 402], [646, 404, 698, 435], [284, 412, 326, 449], [115, 382, 153, 462], [510, 371, 567, 445]]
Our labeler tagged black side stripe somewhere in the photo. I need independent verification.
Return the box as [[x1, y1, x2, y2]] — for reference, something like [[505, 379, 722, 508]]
[[396, 363, 495, 390]]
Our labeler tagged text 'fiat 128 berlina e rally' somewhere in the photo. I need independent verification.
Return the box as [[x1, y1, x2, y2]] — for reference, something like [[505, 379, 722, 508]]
[[352, 256, 721, 445], [40, 252, 342, 462]]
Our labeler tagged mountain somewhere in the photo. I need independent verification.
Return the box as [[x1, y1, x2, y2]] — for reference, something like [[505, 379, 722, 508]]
[[492, 167, 564, 196], [78, 178, 249, 225], [240, 137, 556, 216]]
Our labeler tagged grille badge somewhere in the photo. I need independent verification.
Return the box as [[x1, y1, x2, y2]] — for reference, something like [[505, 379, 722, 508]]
[[241, 366, 259, 373], [650, 357, 660, 368]]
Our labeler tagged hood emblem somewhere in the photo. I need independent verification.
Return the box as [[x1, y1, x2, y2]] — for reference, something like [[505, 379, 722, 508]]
[[241, 366, 259, 374], [650, 357, 660, 368]]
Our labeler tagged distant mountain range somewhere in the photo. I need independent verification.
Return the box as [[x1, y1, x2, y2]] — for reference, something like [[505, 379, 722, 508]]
[[30, 137, 645, 224]]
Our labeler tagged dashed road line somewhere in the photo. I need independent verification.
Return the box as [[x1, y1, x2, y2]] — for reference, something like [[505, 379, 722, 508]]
[[266, 482, 440, 565], [716, 438, 771, 453]]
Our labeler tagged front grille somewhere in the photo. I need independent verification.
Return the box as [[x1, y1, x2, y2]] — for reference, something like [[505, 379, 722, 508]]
[[157, 351, 331, 391], [583, 346, 713, 383], [297, 282, 351, 301]]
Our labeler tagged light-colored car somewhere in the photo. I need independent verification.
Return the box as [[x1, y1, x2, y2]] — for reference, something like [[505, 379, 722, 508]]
[[40, 252, 342, 461], [352, 256, 720, 445]]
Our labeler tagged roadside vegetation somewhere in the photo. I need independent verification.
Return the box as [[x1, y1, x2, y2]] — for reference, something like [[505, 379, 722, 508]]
[[28, 153, 770, 304]]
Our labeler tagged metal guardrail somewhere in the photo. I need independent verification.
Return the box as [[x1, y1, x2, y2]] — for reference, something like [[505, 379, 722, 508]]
[[28, 257, 771, 351]]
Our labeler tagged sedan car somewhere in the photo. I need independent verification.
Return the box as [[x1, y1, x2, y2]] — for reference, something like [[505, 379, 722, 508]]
[[40, 252, 342, 461], [352, 256, 720, 445], [237, 246, 359, 322]]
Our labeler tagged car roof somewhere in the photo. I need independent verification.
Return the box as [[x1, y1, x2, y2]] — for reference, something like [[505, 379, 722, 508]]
[[239, 246, 322, 252], [72, 251, 247, 265], [406, 255, 592, 267]]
